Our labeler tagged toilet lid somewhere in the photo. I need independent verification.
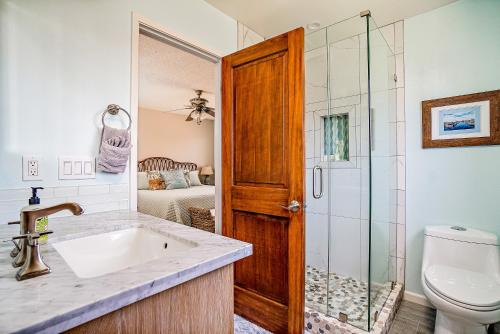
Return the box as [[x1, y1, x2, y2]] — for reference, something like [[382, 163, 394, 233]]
[[424, 265, 500, 310]]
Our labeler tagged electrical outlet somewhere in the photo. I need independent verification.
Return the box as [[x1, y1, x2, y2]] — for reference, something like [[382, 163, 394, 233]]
[[23, 156, 42, 181], [28, 160, 39, 176]]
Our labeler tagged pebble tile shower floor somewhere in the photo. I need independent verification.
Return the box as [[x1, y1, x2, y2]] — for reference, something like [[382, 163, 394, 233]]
[[305, 265, 393, 329]]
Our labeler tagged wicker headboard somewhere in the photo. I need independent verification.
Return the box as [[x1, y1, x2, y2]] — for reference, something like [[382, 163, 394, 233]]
[[137, 157, 197, 172]]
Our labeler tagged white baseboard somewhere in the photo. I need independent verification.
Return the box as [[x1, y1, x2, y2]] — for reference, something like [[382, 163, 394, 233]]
[[403, 290, 435, 308]]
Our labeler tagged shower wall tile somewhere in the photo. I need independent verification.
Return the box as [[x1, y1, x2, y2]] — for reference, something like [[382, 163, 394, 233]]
[[360, 219, 369, 281], [329, 36, 360, 99], [332, 95, 361, 109], [306, 213, 329, 271], [394, 21, 404, 55], [237, 22, 264, 50], [397, 122, 406, 155], [389, 223, 397, 257], [397, 88, 405, 122], [397, 205, 406, 226], [330, 169, 361, 219], [330, 216, 361, 280], [397, 224, 406, 258], [379, 24, 395, 53], [305, 28, 326, 52], [397, 156, 406, 190], [303, 21, 406, 286], [397, 257, 405, 283], [395, 53, 405, 88], [306, 46, 328, 104], [397, 190, 406, 207], [305, 111, 315, 131], [389, 256, 397, 280], [388, 88, 398, 123]]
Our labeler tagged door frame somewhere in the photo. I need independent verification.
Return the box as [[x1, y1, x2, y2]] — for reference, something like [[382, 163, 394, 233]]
[[129, 13, 223, 233]]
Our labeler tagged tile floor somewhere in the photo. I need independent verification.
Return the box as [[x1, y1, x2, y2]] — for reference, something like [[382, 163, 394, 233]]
[[234, 314, 271, 334], [305, 265, 393, 329], [388, 300, 436, 334]]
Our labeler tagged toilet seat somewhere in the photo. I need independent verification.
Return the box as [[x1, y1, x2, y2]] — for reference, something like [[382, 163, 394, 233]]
[[424, 265, 500, 312]]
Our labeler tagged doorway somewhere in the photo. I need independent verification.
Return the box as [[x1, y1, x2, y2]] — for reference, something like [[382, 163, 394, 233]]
[[130, 16, 223, 232]]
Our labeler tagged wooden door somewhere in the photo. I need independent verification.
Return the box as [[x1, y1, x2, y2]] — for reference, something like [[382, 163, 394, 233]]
[[222, 28, 305, 333]]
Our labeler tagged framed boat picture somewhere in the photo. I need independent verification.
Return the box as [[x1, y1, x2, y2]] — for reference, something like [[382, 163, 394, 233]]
[[422, 89, 500, 148]]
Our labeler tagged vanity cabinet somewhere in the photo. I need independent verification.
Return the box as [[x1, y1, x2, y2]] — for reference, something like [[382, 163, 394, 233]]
[[67, 265, 233, 334]]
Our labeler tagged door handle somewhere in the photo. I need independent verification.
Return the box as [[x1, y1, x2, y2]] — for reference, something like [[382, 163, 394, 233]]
[[312, 165, 323, 199], [281, 200, 301, 213]]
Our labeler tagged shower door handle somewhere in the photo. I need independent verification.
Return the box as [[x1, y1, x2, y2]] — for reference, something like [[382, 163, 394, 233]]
[[312, 165, 323, 199]]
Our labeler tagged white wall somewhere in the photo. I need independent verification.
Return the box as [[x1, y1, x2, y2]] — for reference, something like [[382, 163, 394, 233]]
[[405, 0, 500, 295], [138, 109, 214, 167], [0, 0, 236, 219]]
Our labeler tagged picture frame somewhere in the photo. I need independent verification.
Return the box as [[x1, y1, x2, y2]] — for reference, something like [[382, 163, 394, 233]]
[[422, 90, 500, 148]]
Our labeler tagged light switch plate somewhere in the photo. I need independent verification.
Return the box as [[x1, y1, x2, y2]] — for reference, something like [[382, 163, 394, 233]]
[[58, 156, 96, 180], [23, 155, 42, 181]]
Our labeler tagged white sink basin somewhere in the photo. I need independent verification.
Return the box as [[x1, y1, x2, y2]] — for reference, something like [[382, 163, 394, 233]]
[[52, 227, 196, 278]]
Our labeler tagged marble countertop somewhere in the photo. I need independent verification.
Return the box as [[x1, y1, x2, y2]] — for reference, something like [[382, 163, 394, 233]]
[[0, 210, 252, 334]]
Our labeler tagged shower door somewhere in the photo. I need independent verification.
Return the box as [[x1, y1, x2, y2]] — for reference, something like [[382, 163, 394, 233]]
[[304, 13, 396, 331]]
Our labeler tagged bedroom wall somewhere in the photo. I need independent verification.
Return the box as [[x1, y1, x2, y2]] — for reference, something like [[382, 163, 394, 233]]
[[404, 0, 500, 297], [0, 0, 236, 220], [138, 108, 214, 168]]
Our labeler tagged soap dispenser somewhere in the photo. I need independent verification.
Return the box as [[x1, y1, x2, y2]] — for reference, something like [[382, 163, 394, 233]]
[[23, 187, 49, 244]]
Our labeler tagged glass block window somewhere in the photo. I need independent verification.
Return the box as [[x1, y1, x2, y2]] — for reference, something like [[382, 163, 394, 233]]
[[323, 114, 349, 161]]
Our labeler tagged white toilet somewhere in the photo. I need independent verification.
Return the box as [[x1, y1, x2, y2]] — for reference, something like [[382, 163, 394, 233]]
[[421, 225, 500, 334]]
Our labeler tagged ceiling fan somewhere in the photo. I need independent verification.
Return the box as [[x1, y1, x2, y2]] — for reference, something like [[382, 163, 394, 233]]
[[169, 89, 215, 125]]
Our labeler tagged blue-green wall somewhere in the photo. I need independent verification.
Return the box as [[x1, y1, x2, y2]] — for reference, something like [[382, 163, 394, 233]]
[[405, 0, 500, 295]]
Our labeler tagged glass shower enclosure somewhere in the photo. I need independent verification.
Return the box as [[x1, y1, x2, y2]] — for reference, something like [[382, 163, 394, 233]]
[[304, 12, 396, 331]]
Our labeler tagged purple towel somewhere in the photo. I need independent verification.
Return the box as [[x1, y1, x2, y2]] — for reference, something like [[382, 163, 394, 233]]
[[97, 126, 131, 173]]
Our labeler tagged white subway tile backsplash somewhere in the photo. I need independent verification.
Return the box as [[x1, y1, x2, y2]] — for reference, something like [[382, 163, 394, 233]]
[[54, 186, 78, 198], [0, 189, 30, 202], [0, 200, 24, 212], [0, 184, 129, 224], [83, 201, 120, 214], [109, 184, 128, 193], [119, 199, 130, 210], [78, 185, 110, 196]]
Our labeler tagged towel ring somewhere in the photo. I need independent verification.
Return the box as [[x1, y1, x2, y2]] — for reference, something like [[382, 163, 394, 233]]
[[102, 104, 131, 130]]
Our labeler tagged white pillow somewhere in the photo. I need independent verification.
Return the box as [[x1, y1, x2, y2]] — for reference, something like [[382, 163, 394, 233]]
[[137, 172, 149, 190], [188, 170, 202, 186]]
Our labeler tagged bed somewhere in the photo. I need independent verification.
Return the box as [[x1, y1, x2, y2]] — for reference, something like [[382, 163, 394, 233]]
[[137, 157, 215, 226]]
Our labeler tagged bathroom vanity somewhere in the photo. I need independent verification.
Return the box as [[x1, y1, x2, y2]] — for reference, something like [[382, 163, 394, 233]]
[[0, 211, 252, 333]]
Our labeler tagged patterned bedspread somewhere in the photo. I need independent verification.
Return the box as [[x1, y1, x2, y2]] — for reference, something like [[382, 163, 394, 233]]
[[138, 185, 215, 226]]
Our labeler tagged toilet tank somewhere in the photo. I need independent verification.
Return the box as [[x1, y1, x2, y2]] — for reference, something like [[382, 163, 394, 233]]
[[422, 225, 500, 278]]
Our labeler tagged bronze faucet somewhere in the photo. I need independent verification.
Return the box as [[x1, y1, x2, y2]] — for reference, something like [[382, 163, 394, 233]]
[[12, 203, 83, 280]]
